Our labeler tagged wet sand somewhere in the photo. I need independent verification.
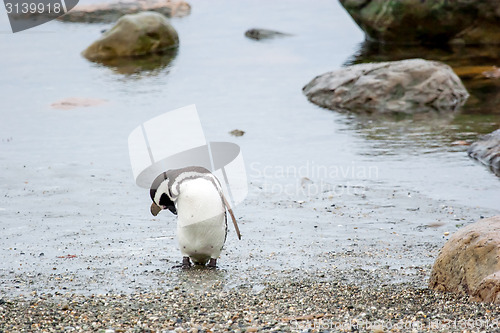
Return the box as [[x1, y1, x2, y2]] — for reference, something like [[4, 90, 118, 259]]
[[2, 171, 498, 295]]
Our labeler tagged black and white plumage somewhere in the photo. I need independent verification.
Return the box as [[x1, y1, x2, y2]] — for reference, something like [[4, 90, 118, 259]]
[[150, 166, 240, 267]]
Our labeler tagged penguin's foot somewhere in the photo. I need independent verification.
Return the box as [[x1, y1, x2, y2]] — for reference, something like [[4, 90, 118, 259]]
[[172, 256, 192, 269], [182, 256, 192, 268], [207, 258, 217, 268]]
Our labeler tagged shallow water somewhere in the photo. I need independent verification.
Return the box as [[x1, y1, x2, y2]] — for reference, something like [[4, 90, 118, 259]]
[[0, 0, 499, 295]]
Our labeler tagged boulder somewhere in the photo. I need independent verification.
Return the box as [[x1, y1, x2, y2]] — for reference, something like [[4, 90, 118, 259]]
[[346, 42, 500, 115], [468, 129, 500, 175], [244, 28, 292, 40], [339, 0, 500, 45], [60, 0, 190, 23], [429, 216, 500, 304], [302, 58, 469, 114], [82, 11, 179, 61]]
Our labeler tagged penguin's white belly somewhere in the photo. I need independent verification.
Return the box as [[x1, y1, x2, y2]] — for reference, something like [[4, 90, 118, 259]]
[[176, 178, 226, 264]]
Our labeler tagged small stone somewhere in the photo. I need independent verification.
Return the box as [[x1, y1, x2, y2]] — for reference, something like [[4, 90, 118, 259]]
[[229, 129, 245, 137]]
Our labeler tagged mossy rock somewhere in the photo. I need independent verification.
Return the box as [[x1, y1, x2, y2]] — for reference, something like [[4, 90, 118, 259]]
[[82, 11, 179, 61], [339, 0, 500, 45]]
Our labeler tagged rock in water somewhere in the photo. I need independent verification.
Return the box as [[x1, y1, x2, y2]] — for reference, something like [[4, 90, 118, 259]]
[[244, 28, 291, 40], [60, 0, 191, 23], [468, 129, 500, 175], [302, 58, 468, 114], [82, 11, 179, 61], [429, 216, 500, 304], [339, 0, 500, 45]]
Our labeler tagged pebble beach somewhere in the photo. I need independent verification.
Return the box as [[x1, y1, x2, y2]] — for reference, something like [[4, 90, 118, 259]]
[[3, 277, 500, 332]]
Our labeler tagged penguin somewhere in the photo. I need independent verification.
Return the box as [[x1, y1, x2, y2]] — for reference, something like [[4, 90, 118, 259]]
[[149, 166, 241, 268]]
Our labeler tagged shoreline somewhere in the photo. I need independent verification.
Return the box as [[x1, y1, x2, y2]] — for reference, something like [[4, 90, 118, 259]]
[[2, 277, 500, 332]]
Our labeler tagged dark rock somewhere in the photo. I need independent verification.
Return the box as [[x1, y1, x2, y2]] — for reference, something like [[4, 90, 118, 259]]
[[429, 216, 500, 304], [303, 58, 468, 114], [468, 129, 500, 175], [82, 11, 179, 61], [244, 28, 291, 40], [339, 0, 500, 45], [60, 0, 190, 23]]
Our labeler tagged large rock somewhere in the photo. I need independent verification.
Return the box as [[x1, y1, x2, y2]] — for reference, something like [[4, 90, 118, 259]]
[[468, 129, 500, 175], [82, 12, 179, 61], [339, 0, 500, 45], [429, 216, 500, 304], [60, 0, 190, 23], [346, 42, 500, 115], [302, 59, 469, 114]]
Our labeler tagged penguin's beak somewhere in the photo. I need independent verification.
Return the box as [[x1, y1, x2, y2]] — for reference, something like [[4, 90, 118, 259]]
[[150, 202, 162, 216]]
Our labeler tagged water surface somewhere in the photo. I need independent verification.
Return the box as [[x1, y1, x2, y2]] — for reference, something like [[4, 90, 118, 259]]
[[0, 0, 499, 295]]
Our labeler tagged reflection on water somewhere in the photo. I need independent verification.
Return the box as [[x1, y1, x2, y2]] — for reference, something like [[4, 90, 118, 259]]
[[89, 48, 178, 75], [346, 42, 500, 68], [339, 40, 500, 169], [341, 111, 499, 157], [346, 41, 500, 118]]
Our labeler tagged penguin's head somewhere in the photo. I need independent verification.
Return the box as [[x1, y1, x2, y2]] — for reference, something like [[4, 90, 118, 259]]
[[150, 172, 177, 216]]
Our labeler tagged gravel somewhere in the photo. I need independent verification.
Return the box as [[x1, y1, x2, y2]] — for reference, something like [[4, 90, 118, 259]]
[[2, 272, 500, 333]]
